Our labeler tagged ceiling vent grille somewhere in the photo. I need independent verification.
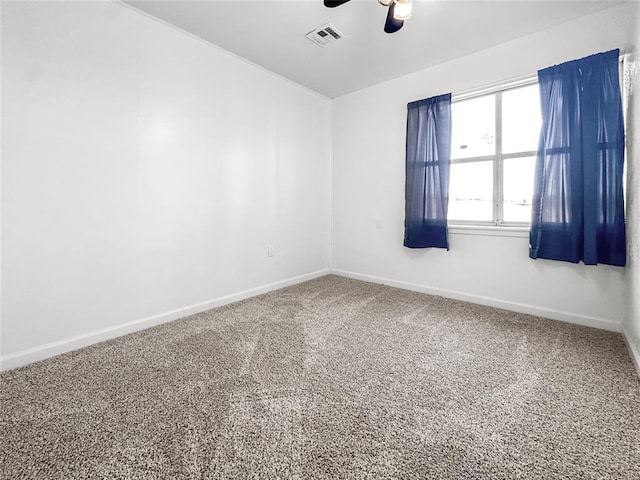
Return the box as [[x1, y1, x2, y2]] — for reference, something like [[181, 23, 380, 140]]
[[305, 23, 345, 48]]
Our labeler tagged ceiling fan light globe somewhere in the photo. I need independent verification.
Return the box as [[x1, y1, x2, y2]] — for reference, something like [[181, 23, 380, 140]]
[[393, 0, 412, 20]]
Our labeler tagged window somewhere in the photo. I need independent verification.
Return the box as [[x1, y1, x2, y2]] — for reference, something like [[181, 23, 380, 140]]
[[447, 82, 541, 226]]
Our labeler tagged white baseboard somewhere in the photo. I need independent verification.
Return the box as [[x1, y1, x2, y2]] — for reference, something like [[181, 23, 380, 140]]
[[331, 269, 621, 333], [0, 269, 330, 372], [622, 324, 640, 378]]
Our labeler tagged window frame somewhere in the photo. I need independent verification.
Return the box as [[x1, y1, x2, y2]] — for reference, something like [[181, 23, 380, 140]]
[[448, 76, 539, 228]]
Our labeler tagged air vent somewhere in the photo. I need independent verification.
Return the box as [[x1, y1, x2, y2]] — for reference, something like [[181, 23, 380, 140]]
[[305, 23, 345, 48]]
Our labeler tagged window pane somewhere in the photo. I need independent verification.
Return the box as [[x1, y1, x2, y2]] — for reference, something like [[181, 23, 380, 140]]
[[451, 95, 495, 159], [448, 161, 493, 222], [503, 156, 536, 223], [502, 84, 541, 154]]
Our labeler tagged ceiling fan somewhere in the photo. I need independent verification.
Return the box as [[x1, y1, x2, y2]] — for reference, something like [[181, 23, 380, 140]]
[[324, 0, 412, 34]]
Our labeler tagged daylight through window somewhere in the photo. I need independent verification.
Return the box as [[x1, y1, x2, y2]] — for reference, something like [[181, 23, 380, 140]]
[[448, 82, 541, 226]]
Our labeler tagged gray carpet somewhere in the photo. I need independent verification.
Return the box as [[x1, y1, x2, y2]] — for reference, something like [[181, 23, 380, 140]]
[[1, 275, 639, 479]]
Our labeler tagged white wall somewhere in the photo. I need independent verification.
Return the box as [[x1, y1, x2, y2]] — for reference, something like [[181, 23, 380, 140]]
[[3, 1, 638, 371], [1, 1, 330, 368], [331, 3, 639, 331], [623, 11, 640, 370]]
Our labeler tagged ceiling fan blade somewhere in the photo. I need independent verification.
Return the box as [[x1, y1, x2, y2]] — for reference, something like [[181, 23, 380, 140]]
[[384, 3, 404, 33], [324, 0, 351, 7]]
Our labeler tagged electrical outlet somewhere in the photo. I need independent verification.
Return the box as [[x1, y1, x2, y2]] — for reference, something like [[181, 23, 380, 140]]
[[376, 218, 382, 229], [267, 245, 275, 257]]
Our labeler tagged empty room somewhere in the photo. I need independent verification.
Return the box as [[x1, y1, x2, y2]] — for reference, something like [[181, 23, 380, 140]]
[[1, 0, 639, 478]]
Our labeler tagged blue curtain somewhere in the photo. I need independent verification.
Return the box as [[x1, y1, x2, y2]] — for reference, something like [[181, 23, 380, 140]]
[[404, 93, 452, 249], [530, 50, 626, 266]]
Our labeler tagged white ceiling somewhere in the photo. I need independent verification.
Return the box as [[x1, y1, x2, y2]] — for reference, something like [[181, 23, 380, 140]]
[[124, 0, 623, 98]]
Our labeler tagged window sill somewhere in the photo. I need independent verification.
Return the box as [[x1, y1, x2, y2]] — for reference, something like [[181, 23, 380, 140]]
[[448, 224, 529, 238]]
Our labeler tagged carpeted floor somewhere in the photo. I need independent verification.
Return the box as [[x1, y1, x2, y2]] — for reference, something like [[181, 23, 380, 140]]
[[1, 275, 639, 479]]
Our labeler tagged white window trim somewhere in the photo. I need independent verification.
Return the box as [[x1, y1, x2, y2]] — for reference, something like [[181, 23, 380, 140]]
[[452, 74, 538, 103], [447, 55, 626, 237], [448, 224, 529, 238], [448, 76, 539, 231]]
